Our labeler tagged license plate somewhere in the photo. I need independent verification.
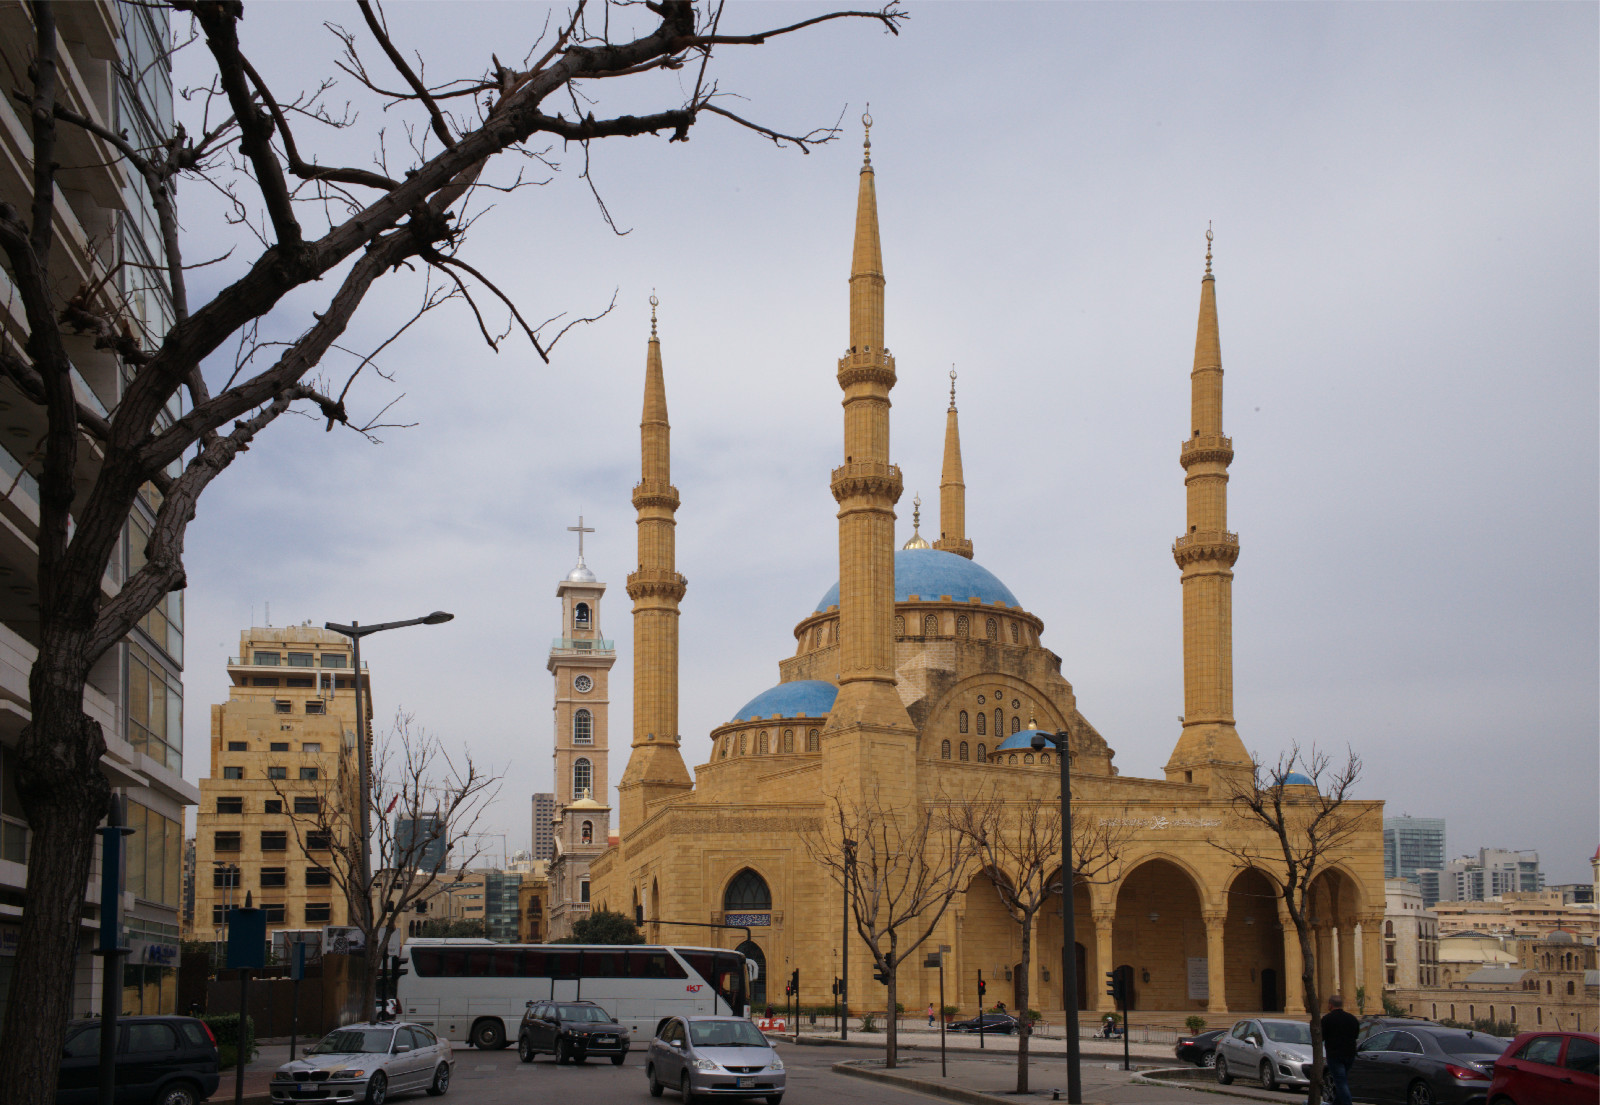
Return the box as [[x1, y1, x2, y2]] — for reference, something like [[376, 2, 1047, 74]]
[[736, 1077, 755, 1088], [596, 1036, 614, 1044]]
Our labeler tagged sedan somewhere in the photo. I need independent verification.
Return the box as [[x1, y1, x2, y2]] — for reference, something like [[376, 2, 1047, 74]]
[[271, 1023, 453, 1105], [1175, 1028, 1227, 1068], [1347, 1025, 1507, 1105], [647, 1015, 785, 1104], [1215, 1018, 1314, 1092], [1486, 1030, 1597, 1105], [948, 1013, 1019, 1035]]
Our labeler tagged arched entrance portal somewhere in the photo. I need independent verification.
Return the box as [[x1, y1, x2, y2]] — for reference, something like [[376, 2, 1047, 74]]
[[723, 869, 773, 1011], [737, 940, 767, 1010], [1224, 867, 1285, 1012], [1113, 859, 1205, 1011], [1036, 875, 1095, 1011]]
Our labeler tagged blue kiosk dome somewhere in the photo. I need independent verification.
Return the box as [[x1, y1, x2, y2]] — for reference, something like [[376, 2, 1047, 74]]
[[729, 680, 838, 723], [814, 548, 1020, 613]]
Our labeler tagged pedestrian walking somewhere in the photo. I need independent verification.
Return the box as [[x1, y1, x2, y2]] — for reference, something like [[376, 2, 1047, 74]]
[[927, 1003, 935, 1027], [1321, 994, 1360, 1105]]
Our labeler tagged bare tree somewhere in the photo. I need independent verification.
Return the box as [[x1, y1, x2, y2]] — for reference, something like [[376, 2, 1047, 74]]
[[0, 2, 905, 1097], [1213, 745, 1367, 1105], [804, 786, 975, 1068], [274, 710, 501, 1019], [947, 789, 1129, 1093]]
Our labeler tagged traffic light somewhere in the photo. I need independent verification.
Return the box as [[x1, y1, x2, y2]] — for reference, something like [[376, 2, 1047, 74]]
[[790, 969, 799, 999], [831, 978, 839, 996], [1105, 969, 1126, 1004], [977, 976, 987, 1000], [873, 963, 890, 985]]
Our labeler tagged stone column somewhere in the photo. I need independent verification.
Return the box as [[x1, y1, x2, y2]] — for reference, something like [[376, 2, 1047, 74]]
[[1203, 911, 1229, 1015], [1280, 907, 1305, 1015], [1094, 913, 1117, 1013], [1338, 925, 1358, 1002], [1359, 914, 1386, 1009]]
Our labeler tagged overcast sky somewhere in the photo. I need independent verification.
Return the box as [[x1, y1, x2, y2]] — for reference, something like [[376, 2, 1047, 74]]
[[172, 3, 1598, 882]]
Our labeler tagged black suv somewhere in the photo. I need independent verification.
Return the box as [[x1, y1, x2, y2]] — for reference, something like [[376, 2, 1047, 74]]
[[516, 1000, 630, 1065], [56, 1015, 221, 1105]]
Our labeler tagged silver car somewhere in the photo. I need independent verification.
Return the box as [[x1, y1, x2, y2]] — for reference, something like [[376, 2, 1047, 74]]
[[1214, 1017, 1314, 1092], [271, 1022, 454, 1104], [646, 1015, 786, 1104]]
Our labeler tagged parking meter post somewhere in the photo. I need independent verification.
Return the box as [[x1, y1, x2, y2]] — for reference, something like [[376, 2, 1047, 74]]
[[95, 800, 134, 1105]]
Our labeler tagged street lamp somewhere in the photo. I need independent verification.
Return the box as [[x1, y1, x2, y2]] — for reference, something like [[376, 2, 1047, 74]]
[[324, 612, 454, 934], [841, 837, 856, 1042], [1032, 728, 1082, 1105]]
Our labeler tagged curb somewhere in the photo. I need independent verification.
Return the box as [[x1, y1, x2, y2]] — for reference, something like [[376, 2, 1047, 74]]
[[831, 1059, 1115, 1105], [1132, 1067, 1295, 1102]]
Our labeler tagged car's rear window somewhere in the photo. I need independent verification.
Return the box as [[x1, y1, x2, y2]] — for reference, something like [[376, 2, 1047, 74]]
[[1435, 1033, 1506, 1058], [179, 1023, 210, 1048]]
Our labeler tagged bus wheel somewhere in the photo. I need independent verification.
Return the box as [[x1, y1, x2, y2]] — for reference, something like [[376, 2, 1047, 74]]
[[471, 1018, 506, 1050]]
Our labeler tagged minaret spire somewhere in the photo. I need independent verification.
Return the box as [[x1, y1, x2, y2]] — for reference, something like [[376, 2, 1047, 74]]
[[933, 366, 973, 559], [1167, 229, 1250, 791], [825, 112, 912, 746], [620, 294, 692, 830]]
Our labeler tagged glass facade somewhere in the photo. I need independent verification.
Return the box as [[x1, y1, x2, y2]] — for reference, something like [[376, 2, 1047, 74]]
[[126, 641, 183, 773], [1383, 816, 1446, 882]]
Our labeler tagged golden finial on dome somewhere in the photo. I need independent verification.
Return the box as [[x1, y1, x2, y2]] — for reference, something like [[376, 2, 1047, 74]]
[[1205, 223, 1213, 276], [862, 105, 872, 165], [903, 491, 930, 549], [649, 290, 659, 336]]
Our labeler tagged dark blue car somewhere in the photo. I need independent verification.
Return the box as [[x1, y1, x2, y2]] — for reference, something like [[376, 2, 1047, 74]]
[[56, 1016, 221, 1105]]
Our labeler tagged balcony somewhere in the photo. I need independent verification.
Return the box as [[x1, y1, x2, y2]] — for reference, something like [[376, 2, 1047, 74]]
[[550, 638, 613, 653], [229, 657, 367, 669]]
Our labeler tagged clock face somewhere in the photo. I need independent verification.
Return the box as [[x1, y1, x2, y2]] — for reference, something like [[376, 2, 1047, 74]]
[[574, 675, 593, 693]]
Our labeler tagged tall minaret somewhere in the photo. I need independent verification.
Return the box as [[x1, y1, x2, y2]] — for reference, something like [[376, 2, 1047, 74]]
[[619, 295, 692, 833], [933, 367, 973, 559], [825, 112, 913, 747], [1167, 228, 1251, 790]]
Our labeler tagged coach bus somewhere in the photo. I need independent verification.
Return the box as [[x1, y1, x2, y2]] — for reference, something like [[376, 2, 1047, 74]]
[[396, 939, 751, 1049]]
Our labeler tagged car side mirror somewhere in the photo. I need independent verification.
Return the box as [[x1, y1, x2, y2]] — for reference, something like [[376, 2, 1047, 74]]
[[394, 1045, 411, 1054], [526, 1001, 534, 1009]]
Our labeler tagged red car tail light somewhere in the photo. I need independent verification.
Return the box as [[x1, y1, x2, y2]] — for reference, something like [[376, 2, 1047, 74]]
[[1444, 1063, 1489, 1081]]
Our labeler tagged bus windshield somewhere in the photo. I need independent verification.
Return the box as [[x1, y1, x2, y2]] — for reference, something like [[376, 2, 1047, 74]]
[[683, 952, 748, 1014]]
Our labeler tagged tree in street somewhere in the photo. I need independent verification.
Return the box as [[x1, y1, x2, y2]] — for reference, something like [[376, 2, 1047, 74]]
[[558, 908, 644, 945], [0, 2, 905, 1098], [1213, 745, 1370, 1105], [411, 918, 487, 939]]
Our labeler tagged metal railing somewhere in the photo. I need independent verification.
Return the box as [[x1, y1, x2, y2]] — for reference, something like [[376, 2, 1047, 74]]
[[551, 637, 614, 652]]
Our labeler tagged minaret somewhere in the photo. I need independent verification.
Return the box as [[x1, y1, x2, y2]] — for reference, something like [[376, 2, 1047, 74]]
[[619, 295, 692, 832], [825, 111, 914, 747], [933, 367, 973, 559], [1167, 228, 1251, 790]]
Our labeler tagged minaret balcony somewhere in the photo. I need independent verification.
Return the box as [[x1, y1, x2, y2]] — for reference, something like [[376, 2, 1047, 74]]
[[626, 568, 687, 602], [1180, 433, 1234, 468], [631, 480, 680, 511], [836, 347, 897, 390], [1172, 530, 1240, 569], [830, 460, 903, 503], [550, 637, 615, 655]]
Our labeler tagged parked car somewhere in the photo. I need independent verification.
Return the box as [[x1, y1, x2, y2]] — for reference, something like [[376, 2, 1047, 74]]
[[1175, 1028, 1227, 1068], [270, 1022, 453, 1105], [1346, 1024, 1507, 1105], [1357, 1015, 1441, 1045], [1215, 1017, 1314, 1092], [516, 1000, 630, 1065], [1486, 1029, 1597, 1105], [948, 1012, 1020, 1035], [645, 1015, 785, 1104], [57, 1016, 221, 1105]]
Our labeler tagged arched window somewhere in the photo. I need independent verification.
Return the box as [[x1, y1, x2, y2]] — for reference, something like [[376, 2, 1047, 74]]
[[573, 709, 593, 744], [575, 601, 590, 626], [581, 821, 593, 844], [959, 741, 969, 761], [956, 615, 969, 638], [1008, 753, 1017, 764], [1385, 921, 1394, 936], [893, 614, 905, 635], [1023, 753, 1034, 764], [976, 743, 986, 761], [783, 730, 794, 753], [739, 733, 747, 755], [940, 739, 951, 760], [1011, 716, 1020, 734], [959, 711, 969, 733], [573, 758, 593, 797], [808, 729, 820, 751], [986, 618, 998, 641], [724, 868, 772, 912], [1010, 622, 1019, 643], [976, 712, 986, 735], [923, 614, 939, 636], [721, 738, 729, 759], [994, 709, 1003, 736], [1041, 753, 1050, 765], [1568, 981, 1576, 995], [758, 731, 769, 754]]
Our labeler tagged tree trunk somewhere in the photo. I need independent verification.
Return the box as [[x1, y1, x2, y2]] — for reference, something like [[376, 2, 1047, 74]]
[[0, 679, 110, 1105], [1017, 915, 1032, 1093], [1295, 917, 1323, 1105], [884, 963, 898, 1068]]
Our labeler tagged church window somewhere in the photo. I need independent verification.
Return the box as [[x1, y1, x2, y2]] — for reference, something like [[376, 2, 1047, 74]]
[[959, 741, 969, 761], [923, 614, 938, 636], [893, 615, 905, 635], [807, 729, 820, 751], [758, 732, 769, 754], [956, 615, 969, 638], [575, 602, 590, 626], [976, 712, 986, 735], [1024, 753, 1034, 764], [986, 618, 998, 642], [940, 740, 951, 760], [1011, 716, 1020, 734], [783, 730, 794, 753], [1010, 622, 1019, 643], [739, 733, 747, 755], [1008, 754, 1017, 764], [573, 758, 593, 798], [581, 821, 593, 844], [977, 743, 987, 761], [573, 709, 593, 745], [959, 711, 968, 733], [724, 868, 772, 912]]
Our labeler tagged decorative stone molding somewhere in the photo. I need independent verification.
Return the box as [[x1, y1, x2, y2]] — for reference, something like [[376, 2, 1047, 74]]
[[1179, 433, 1234, 468], [830, 460, 903, 502], [631, 480, 681, 511], [1172, 529, 1241, 568], [626, 568, 688, 602]]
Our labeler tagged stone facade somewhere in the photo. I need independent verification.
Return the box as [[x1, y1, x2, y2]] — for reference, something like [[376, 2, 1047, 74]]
[[1395, 930, 1597, 1032], [1383, 878, 1438, 991], [591, 127, 1386, 1020]]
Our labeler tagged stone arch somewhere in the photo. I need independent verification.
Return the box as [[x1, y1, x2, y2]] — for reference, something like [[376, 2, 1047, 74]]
[[723, 867, 773, 912], [1306, 866, 1365, 1001], [961, 867, 1019, 1011], [1224, 866, 1286, 1011], [1112, 857, 1207, 1011], [1037, 866, 1095, 1011]]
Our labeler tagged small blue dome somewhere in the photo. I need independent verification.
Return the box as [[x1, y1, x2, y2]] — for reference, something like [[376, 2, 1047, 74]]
[[1282, 772, 1315, 786], [814, 548, 1020, 613], [996, 729, 1054, 752], [730, 680, 838, 723]]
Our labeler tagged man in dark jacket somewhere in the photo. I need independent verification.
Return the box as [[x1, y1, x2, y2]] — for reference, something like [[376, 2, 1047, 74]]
[[1321, 994, 1360, 1105]]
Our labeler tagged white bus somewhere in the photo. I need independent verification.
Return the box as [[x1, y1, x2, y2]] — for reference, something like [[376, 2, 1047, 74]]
[[396, 940, 751, 1049]]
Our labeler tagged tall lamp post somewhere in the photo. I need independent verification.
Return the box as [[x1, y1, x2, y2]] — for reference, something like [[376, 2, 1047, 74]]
[[1031, 728, 1082, 1105], [324, 613, 454, 934], [841, 837, 856, 1042]]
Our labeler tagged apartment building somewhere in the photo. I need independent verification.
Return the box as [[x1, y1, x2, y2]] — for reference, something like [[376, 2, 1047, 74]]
[[1383, 816, 1445, 886], [191, 627, 366, 944], [0, 1, 194, 1016], [1382, 878, 1439, 991]]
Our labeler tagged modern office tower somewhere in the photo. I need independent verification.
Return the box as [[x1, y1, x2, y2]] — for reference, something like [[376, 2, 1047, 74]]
[[1384, 816, 1446, 882], [531, 793, 557, 861], [395, 815, 448, 873]]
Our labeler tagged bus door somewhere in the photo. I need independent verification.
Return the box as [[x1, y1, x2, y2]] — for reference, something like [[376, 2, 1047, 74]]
[[547, 947, 582, 1002]]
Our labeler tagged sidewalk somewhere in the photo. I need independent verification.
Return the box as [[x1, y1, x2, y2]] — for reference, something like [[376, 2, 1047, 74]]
[[793, 1026, 1180, 1063]]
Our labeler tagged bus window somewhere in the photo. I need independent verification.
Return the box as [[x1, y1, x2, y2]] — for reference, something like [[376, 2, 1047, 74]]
[[491, 948, 522, 977], [586, 949, 627, 978], [464, 950, 494, 976], [545, 949, 580, 980], [714, 952, 748, 1013], [411, 948, 442, 977], [629, 951, 688, 980], [440, 949, 469, 977]]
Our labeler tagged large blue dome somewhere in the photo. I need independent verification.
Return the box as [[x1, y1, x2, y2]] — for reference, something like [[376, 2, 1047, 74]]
[[814, 548, 1020, 613], [729, 680, 838, 723], [996, 729, 1055, 752]]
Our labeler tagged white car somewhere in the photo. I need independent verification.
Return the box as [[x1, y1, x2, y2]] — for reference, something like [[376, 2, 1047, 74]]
[[1214, 1017, 1314, 1092], [271, 1022, 453, 1104]]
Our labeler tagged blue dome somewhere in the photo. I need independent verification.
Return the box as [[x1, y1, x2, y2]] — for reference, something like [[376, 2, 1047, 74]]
[[730, 680, 838, 723], [814, 548, 1020, 613], [1282, 772, 1315, 786], [996, 729, 1054, 752]]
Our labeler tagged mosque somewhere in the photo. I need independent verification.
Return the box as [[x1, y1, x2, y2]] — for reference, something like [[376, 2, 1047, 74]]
[[582, 121, 1385, 1021]]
